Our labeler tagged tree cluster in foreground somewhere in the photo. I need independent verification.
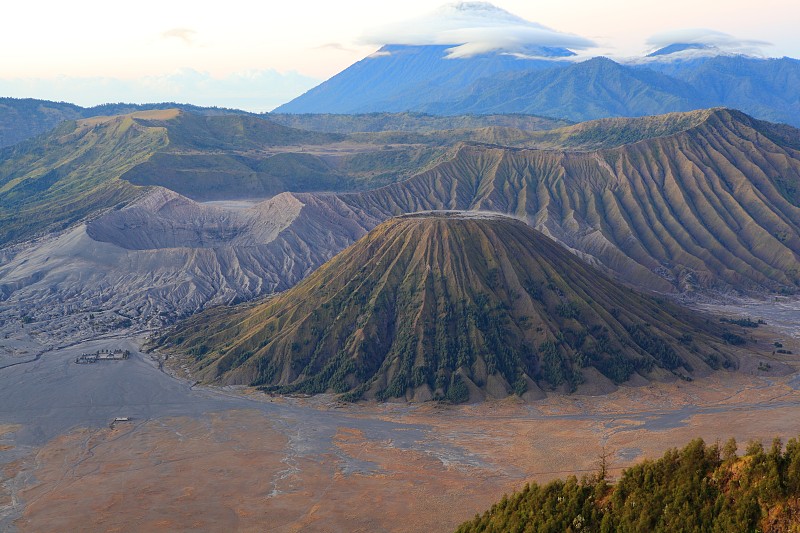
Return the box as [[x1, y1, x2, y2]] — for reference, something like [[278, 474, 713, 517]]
[[457, 437, 800, 533]]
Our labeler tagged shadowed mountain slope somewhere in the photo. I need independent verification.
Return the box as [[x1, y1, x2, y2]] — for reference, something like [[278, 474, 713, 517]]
[[158, 213, 738, 402], [423, 57, 704, 121], [278, 48, 800, 127], [643, 55, 800, 127], [274, 45, 569, 114]]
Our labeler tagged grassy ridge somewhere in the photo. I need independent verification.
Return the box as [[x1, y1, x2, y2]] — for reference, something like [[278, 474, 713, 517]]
[[267, 112, 571, 134], [120, 112, 454, 200], [520, 108, 716, 150], [0, 97, 253, 149], [156, 214, 738, 401], [2, 107, 798, 296], [134, 112, 343, 150], [0, 110, 448, 244], [121, 140, 449, 200], [0, 115, 167, 244], [457, 437, 800, 533]]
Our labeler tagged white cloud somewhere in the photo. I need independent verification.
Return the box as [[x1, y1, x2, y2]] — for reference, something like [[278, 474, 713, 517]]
[[646, 28, 772, 57], [161, 28, 198, 46], [0, 69, 321, 112], [360, 1, 596, 58]]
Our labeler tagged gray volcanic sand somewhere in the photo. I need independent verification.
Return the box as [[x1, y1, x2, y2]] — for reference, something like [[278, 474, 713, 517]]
[[0, 335, 479, 530], [1, 325, 800, 531], [694, 297, 800, 339]]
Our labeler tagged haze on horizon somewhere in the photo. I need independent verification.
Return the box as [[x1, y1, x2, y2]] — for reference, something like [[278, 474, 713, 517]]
[[2, 0, 798, 112]]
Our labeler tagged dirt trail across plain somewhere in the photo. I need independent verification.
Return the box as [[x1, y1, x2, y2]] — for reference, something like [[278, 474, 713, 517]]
[[1, 328, 799, 532]]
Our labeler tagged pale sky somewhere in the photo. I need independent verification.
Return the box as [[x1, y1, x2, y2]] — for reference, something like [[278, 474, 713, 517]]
[[2, 0, 798, 111]]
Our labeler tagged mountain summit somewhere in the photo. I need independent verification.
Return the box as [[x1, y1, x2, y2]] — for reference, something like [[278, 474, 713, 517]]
[[646, 43, 716, 57], [275, 1, 591, 114], [159, 213, 738, 402], [276, 40, 800, 126], [273, 45, 568, 114]]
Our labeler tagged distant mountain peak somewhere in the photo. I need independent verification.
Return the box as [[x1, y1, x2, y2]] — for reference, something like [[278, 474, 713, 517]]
[[359, 1, 595, 60], [371, 43, 576, 60], [435, 1, 526, 21], [643, 29, 770, 61], [647, 42, 715, 57], [578, 56, 623, 67]]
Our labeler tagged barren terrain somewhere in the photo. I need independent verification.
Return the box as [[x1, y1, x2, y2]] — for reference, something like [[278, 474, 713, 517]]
[[1, 312, 799, 532]]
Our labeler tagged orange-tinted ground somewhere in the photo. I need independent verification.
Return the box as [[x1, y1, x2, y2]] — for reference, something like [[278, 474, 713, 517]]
[[0, 326, 796, 532], [9, 353, 800, 533]]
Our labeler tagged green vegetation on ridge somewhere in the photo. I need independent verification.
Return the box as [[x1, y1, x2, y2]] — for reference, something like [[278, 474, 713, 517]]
[[457, 436, 800, 533], [3, 107, 798, 298], [0, 97, 252, 149], [156, 214, 739, 401], [0, 109, 449, 245], [0, 114, 166, 245], [86, 111, 454, 201], [267, 112, 571, 134]]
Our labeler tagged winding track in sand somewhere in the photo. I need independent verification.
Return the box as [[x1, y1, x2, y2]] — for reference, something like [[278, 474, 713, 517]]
[[0, 321, 798, 532]]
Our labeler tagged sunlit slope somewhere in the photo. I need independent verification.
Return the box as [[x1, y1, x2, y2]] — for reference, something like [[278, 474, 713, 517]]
[[0, 112, 168, 245], [0, 109, 446, 245], [267, 112, 571, 134], [120, 112, 450, 199], [159, 214, 737, 402], [333, 109, 800, 292], [0, 97, 253, 149], [457, 437, 800, 533]]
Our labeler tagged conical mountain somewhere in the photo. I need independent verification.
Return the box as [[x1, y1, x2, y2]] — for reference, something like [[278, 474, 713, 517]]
[[160, 213, 739, 402], [245, 108, 799, 295], [646, 43, 715, 57], [276, 45, 800, 127], [273, 44, 568, 114]]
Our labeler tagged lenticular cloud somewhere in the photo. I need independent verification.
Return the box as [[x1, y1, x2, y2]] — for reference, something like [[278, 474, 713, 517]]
[[646, 28, 771, 57], [360, 1, 596, 58]]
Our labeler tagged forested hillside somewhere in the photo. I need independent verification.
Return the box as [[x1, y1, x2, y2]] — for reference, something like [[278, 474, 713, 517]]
[[458, 437, 800, 532]]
